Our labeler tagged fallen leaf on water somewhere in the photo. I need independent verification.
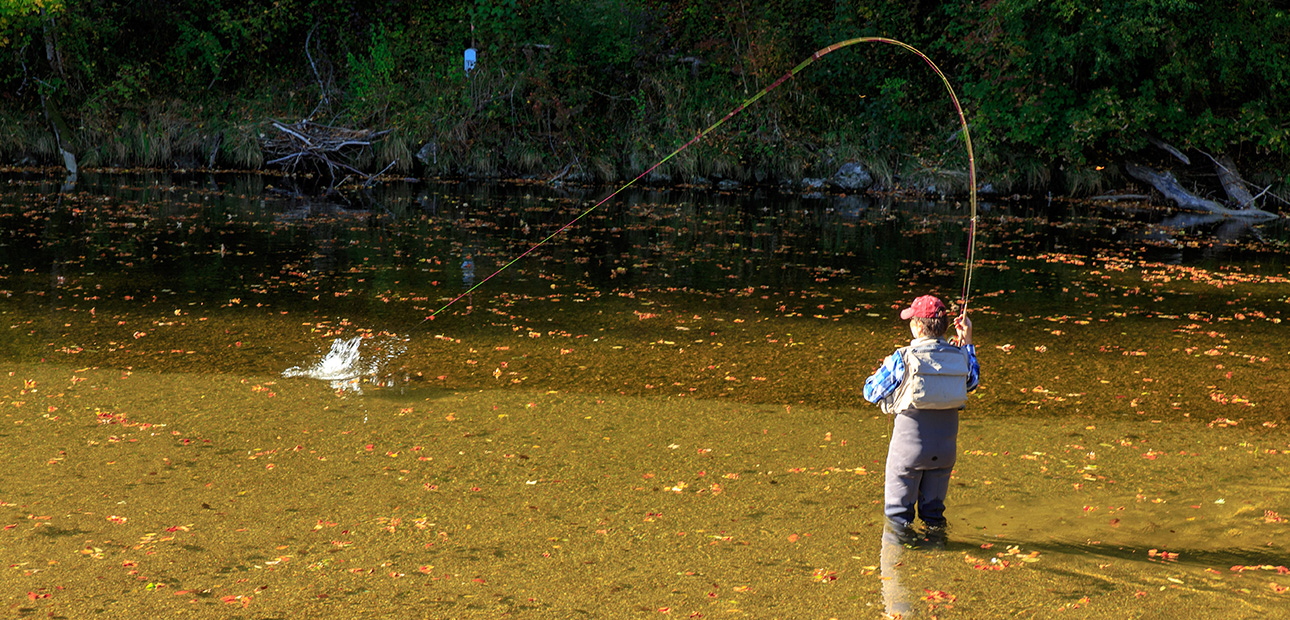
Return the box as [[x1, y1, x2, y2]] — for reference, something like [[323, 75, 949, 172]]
[[811, 569, 837, 583]]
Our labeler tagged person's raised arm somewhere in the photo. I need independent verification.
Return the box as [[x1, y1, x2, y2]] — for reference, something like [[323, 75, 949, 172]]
[[952, 313, 972, 347]]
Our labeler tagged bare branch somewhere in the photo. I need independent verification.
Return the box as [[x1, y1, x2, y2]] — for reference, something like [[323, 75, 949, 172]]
[[306, 23, 330, 115], [1147, 136, 1190, 165], [363, 159, 398, 188]]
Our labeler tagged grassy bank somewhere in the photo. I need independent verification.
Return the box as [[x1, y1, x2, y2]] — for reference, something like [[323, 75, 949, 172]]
[[3, 66, 973, 194], [3, 1, 1288, 202]]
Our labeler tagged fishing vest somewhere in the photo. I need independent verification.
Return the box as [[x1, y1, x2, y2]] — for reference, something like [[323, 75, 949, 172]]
[[879, 338, 971, 414]]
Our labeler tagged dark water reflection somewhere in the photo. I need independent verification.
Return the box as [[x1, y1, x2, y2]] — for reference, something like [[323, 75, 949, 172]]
[[3, 171, 1286, 309], [4, 170, 1288, 397]]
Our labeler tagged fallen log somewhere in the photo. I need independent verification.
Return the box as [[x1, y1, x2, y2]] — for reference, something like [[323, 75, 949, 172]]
[[1124, 163, 1278, 219], [261, 119, 392, 186]]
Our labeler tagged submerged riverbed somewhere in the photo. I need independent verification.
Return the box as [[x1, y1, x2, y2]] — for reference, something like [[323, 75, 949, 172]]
[[2, 171, 1289, 618]]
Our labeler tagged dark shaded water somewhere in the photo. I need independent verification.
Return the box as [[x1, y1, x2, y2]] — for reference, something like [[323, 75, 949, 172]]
[[2, 170, 1289, 618], [5, 171, 1287, 313]]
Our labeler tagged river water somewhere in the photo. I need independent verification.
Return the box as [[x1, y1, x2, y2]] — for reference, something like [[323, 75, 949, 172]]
[[2, 170, 1288, 618]]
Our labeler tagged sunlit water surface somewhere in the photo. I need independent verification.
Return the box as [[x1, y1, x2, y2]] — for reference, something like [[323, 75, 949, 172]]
[[1, 171, 1288, 618]]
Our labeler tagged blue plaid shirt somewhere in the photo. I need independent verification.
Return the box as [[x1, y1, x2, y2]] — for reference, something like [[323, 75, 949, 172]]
[[863, 341, 979, 404]]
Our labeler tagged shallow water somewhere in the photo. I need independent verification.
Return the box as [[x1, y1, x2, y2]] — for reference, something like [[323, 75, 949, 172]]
[[1, 171, 1288, 618]]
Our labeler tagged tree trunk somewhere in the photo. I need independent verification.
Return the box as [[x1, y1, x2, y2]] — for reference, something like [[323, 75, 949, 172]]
[[1213, 155, 1256, 210], [42, 9, 66, 80], [1125, 163, 1276, 219], [38, 91, 77, 178]]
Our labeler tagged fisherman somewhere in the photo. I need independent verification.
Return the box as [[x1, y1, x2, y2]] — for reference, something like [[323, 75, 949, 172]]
[[863, 295, 979, 545]]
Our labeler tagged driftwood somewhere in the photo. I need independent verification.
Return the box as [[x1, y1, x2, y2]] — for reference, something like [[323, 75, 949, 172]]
[[1125, 163, 1278, 219], [1143, 139, 1282, 213], [262, 120, 393, 186]]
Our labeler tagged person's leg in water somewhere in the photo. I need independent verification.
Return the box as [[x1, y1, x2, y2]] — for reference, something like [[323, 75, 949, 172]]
[[917, 466, 954, 548], [886, 409, 957, 547], [884, 459, 923, 545]]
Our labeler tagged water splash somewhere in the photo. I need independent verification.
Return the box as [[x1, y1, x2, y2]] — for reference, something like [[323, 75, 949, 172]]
[[283, 335, 407, 393]]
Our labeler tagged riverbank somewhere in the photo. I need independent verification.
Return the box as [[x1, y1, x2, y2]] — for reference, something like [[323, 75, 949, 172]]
[[8, 2, 1290, 213], [0, 106, 981, 198]]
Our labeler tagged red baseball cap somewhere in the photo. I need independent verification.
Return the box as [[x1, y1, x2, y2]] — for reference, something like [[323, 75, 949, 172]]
[[900, 295, 947, 320]]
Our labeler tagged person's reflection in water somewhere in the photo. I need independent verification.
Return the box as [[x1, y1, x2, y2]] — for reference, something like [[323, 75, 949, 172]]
[[880, 522, 917, 619], [460, 253, 475, 313], [461, 253, 475, 286], [880, 520, 951, 619]]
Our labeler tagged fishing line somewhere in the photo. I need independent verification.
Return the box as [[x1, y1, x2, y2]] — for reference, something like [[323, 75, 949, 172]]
[[423, 37, 978, 322]]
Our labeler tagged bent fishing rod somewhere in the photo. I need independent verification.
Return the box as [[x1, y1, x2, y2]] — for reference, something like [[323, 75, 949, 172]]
[[422, 37, 979, 323]]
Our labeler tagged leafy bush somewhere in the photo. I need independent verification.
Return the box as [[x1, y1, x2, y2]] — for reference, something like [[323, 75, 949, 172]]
[[0, 0, 1285, 196]]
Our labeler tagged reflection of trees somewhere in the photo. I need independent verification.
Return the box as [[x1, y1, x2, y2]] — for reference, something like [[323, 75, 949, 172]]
[[299, 181, 989, 293], [1159, 213, 1259, 241], [1149, 214, 1264, 263], [567, 189, 974, 290]]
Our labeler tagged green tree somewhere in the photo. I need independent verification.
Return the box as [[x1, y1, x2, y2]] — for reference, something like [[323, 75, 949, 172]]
[[0, 0, 62, 49], [943, 0, 1290, 187]]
